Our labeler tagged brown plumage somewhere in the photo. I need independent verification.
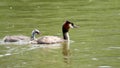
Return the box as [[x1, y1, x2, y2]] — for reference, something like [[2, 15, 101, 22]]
[[34, 21, 76, 44]]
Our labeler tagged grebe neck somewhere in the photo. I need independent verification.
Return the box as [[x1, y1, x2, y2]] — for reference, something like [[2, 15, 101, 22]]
[[63, 32, 70, 41], [62, 25, 70, 40], [31, 32, 36, 41]]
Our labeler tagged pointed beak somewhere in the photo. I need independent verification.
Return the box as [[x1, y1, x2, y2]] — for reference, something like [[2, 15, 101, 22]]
[[70, 22, 79, 28], [73, 24, 79, 28]]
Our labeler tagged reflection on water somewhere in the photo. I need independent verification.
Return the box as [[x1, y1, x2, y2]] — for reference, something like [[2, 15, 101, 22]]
[[62, 41, 71, 64], [0, 39, 63, 58], [98, 66, 112, 68], [1, 38, 71, 64]]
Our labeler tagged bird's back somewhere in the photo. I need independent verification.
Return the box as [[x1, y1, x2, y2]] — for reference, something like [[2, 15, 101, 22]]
[[37, 36, 64, 44], [3, 35, 30, 42]]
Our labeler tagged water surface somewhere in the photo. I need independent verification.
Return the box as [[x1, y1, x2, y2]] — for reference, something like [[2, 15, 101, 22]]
[[0, 0, 120, 68]]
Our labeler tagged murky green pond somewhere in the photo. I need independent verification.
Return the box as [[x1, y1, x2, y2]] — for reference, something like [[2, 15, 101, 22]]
[[0, 0, 120, 68]]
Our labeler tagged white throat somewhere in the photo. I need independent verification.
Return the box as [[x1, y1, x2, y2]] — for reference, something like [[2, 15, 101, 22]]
[[63, 32, 70, 41]]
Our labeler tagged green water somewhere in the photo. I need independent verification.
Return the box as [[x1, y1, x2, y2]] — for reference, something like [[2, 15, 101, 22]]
[[0, 0, 120, 68]]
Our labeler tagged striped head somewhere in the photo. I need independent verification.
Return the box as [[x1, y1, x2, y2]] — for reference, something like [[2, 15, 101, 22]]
[[62, 20, 76, 33], [32, 29, 40, 35]]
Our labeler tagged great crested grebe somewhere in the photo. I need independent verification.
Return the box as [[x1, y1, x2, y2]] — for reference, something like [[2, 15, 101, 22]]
[[3, 29, 40, 42], [34, 21, 76, 44]]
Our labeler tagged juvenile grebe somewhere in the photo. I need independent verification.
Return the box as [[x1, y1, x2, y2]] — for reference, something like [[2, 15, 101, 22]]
[[3, 29, 40, 42], [35, 21, 76, 44]]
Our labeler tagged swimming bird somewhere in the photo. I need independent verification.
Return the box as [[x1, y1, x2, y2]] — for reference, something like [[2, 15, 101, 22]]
[[3, 29, 40, 42], [35, 21, 76, 44]]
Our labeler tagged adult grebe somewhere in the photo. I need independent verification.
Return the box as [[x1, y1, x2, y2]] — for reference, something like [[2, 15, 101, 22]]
[[3, 29, 40, 42], [36, 21, 76, 44]]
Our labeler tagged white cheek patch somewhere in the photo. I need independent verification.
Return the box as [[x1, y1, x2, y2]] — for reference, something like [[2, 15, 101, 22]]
[[35, 29, 40, 34], [69, 24, 74, 28]]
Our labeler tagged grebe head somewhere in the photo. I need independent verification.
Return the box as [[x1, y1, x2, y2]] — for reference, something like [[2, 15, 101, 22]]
[[31, 29, 40, 40], [62, 20, 76, 40], [62, 20, 76, 33], [32, 29, 40, 35]]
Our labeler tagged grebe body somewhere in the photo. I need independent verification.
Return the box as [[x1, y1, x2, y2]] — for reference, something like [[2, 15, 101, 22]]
[[36, 36, 63, 44], [3, 29, 40, 42], [35, 21, 76, 44], [3, 35, 30, 42]]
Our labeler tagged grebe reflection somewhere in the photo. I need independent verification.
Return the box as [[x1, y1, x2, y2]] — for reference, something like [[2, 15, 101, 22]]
[[62, 41, 71, 64]]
